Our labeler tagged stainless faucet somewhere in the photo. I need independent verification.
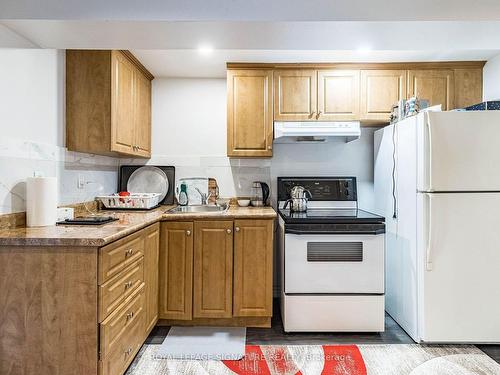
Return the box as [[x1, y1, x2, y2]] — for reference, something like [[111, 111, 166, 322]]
[[194, 188, 211, 205]]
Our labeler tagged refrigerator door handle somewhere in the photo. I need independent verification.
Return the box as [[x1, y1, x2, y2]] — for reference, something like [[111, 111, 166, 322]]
[[426, 193, 433, 271], [426, 120, 433, 191]]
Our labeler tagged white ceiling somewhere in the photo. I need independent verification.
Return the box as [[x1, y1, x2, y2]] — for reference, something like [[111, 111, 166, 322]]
[[2, 0, 500, 21], [132, 49, 499, 78], [2, 2, 500, 78]]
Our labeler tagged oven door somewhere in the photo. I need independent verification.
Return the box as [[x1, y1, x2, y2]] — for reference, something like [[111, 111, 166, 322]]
[[284, 233, 384, 294]]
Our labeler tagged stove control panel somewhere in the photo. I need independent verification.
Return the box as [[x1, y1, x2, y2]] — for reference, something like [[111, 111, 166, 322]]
[[277, 177, 357, 201]]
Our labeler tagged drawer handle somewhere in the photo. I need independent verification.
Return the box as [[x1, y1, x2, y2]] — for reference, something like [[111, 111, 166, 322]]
[[124, 281, 133, 289], [126, 311, 134, 320], [124, 347, 133, 356], [125, 248, 134, 257], [186, 230, 191, 236]]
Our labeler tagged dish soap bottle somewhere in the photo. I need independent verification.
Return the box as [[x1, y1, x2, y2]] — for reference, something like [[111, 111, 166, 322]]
[[178, 182, 189, 206]]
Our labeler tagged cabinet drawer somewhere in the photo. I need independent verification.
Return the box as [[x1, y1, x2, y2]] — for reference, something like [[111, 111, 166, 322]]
[[99, 258, 144, 322], [99, 232, 144, 284], [99, 307, 144, 375], [100, 284, 145, 359]]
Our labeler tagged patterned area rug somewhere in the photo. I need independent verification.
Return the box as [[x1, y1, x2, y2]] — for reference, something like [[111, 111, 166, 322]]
[[126, 344, 500, 375]]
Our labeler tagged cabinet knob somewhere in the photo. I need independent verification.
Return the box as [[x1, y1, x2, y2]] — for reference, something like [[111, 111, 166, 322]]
[[235, 227, 240, 232], [310, 111, 316, 119], [226, 229, 232, 234], [125, 248, 133, 257], [267, 145, 272, 150], [186, 230, 191, 236], [316, 111, 322, 119]]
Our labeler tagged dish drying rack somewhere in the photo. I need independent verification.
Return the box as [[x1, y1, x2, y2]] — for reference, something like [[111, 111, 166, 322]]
[[96, 193, 161, 209]]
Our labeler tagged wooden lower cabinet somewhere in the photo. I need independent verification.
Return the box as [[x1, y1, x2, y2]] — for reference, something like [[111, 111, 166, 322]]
[[193, 221, 234, 318], [158, 222, 194, 320], [233, 220, 274, 317], [143, 223, 160, 335], [0, 223, 160, 375], [158, 218, 275, 325]]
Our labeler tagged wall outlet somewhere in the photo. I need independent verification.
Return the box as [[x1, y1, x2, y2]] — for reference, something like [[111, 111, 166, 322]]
[[77, 174, 85, 189]]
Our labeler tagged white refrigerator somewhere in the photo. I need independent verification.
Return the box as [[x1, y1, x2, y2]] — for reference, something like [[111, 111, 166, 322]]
[[374, 111, 500, 343]]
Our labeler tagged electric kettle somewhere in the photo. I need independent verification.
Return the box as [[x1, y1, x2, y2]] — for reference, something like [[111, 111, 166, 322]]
[[250, 181, 270, 207]]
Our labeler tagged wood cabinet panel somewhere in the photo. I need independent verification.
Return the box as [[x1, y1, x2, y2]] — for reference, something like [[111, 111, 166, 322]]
[[274, 69, 317, 121], [0, 246, 98, 375], [99, 284, 145, 359], [360, 70, 406, 121], [134, 71, 152, 157], [99, 231, 144, 284], [454, 68, 483, 109], [99, 258, 144, 322], [227, 69, 273, 157], [408, 69, 455, 110], [233, 220, 274, 317], [193, 221, 233, 318], [143, 223, 159, 335], [159, 222, 194, 320], [111, 51, 136, 154], [317, 70, 360, 120]]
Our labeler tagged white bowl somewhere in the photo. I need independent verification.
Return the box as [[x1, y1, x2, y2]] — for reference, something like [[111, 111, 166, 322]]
[[237, 199, 251, 207]]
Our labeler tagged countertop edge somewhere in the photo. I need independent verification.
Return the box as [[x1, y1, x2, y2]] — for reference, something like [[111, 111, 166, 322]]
[[0, 207, 277, 247]]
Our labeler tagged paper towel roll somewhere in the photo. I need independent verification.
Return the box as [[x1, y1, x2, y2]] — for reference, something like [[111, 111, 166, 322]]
[[26, 176, 58, 227]]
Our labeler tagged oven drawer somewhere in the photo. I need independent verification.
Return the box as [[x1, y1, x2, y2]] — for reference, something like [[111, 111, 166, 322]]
[[284, 233, 384, 294]]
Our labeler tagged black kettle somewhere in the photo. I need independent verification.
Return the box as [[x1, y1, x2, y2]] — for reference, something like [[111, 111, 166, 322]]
[[250, 181, 270, 207]]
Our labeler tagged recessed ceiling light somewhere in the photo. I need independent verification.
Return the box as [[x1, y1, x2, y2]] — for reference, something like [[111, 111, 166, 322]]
[[356, 46, 373, 53], [198, 45, 214, 55]]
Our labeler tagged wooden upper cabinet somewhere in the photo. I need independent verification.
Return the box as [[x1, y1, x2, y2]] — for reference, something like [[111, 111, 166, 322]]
[[360, 70, 406, 122], [317, 70, 360, 121], [227, 69, 273, 158], [159, 222, 194, 320], [111, 52, 136, 154], [66, 50, 153, 158], [134, 70, 152, 157], [193, 221, 233, 318], [407, 69, 455, 111], [454, 68, 483, 109], [233, 220, 274, 317], [274, 69, 317, 121]]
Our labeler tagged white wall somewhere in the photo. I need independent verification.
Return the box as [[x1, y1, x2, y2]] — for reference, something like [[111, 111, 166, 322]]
[[483, 53, 500, 101], [126, 77, 375, 211], [0, 49, 119, 214]]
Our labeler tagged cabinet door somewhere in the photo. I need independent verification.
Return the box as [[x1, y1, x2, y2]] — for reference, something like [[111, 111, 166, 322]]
[[233, 220, 274, 317], [317, 70, 360, 121], [134, 71, 152, 157], [274, 69, 317, 121], [453, 68, 482, 109], [360, 70, 406, 122], [111, 51, 136, 155], [193, 221, 233, 318], [227, 69, 273, 157], [159, 222, 194, 320], [407, 70, 455, 110], [143, 223, 159, 335]]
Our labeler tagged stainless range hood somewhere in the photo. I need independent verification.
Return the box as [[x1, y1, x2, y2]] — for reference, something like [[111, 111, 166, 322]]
[[274, 121, 361, 143]]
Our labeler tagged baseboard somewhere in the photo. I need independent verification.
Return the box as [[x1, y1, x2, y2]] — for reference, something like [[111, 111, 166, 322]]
[[157, 316, 271, 328]]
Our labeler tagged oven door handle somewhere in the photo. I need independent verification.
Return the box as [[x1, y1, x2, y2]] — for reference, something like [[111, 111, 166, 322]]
[[285, 229, 385, 235]]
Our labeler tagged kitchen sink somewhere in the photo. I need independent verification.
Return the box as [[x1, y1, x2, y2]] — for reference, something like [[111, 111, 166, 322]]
[[166, 205, 228, 214]]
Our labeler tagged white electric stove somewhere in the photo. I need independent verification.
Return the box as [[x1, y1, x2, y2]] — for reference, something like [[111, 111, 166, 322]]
[[277, 177, 386, 332]]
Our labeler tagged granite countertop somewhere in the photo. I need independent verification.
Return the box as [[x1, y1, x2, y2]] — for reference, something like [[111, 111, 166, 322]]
[[0, 205, 277, 247]]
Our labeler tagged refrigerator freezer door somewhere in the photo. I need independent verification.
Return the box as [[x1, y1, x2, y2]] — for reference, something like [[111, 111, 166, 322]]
[[417, 111, 500, 192], [417, 192, 500, 343]]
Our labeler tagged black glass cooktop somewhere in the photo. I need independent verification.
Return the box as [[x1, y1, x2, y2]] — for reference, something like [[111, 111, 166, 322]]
[[279, 208, 385, 224]]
